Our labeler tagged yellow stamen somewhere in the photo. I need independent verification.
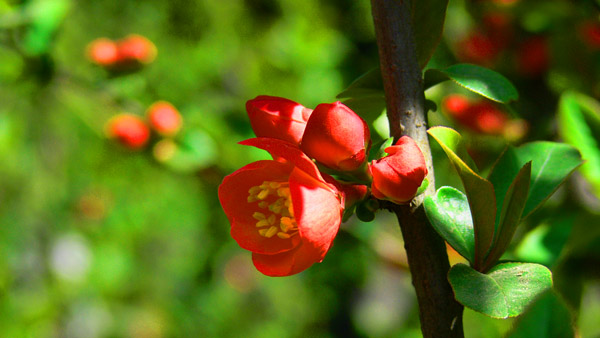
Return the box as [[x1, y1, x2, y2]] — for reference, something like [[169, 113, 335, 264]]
[[258, 201, 269, 209], [257, 189, 270, 200], [252, 212, 266, 220], [267, 214, 276, 225], [256, 219, 270, 227], [277, 232, 291, 239]]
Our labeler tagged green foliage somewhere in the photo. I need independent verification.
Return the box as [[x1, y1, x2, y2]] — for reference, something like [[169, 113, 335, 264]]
[[411, 0, 448, 69], [506, 291, 575, 338], [424, 64, 519, 103], [488, 142, 583, 220], [448, 263, 553, 319], [558, 91, 600, 197], [428, 126, 496, 270], [424, 186, 475, 264]]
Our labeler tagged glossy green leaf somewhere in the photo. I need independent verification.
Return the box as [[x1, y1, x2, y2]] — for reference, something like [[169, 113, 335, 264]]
[[488, 142, 582, 220], [336, 68, 384, 99], [514, 215, 574, 267], [424, 64, 518, 103], [483, 162, 531, 271], [411, 0, 449, 69], [428, 127, 496, 270], [424, 186, 475, 264], [506, 291, 574, 338], [558, 91, 600, 197], [448, 263, 553, 318]]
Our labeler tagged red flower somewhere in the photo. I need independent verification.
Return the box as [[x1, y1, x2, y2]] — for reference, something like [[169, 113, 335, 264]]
[[370, 136, 427, 204], [301, 101, 371, 171], [219, 138, 344, 276], [443, 96, 508, 135], [106, 114, 150, 149], [516, 36, 549, 77], [246, 96, 313, 145], [457, 31, 502, 66], [147, 101, 183, 136]]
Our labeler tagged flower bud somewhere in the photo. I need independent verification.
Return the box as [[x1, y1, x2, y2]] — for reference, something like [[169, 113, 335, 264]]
[[300, 101, 370, 171], [370, 136, 427, 204], [86, 38, 119, 66], [246, 96, 313, 145], [106, 114, 150, 149], [117, 34, 157, 64], [147, 101, 183, 136]]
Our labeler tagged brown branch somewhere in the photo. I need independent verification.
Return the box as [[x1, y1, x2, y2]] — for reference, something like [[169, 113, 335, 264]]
[[370, 0, 464, 337]]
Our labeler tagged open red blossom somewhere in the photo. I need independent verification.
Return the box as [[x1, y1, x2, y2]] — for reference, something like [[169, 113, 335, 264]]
[[246, 96, 313, 146], [301, 101, 371, 171], [218, 138, 344, 276], [370, 136, 427, 204], [105, 114, 150, 149]]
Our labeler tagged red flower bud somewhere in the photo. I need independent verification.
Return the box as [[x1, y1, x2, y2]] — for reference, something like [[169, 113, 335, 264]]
[[246, 96, 313, 145], [106, 114, 150, 149], [301, 102, 370, 171], [370, 136, 427, 204], [147, 101, 183, 136], [442, 94, 470, 117], [117, 34, 157, 64], [338, 184, 368, 209], [86, 38, 119, 66]]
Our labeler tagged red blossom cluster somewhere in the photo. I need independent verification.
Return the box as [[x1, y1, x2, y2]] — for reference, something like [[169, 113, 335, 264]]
[[219, 96, 428, 276], [457, 12, 550, 78], [87, 34, 157, 70], [105, 101, 183, 150], [442, 94, 527, 139]]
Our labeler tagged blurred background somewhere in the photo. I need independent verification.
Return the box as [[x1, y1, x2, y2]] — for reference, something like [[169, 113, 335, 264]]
[[1, 0, 600, 337]]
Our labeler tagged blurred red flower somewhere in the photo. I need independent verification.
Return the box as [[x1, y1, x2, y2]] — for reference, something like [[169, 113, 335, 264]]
[[147, 101, 183, 136], [106, 114, 150, 149], [370, 136, 427, 204], [219, 138, 344, 276]]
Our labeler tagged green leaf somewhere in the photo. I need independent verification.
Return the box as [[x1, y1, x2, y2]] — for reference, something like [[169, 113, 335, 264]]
[[448, 263, 553, 318], [506, 291, 574, 338], [336, 68, 384, 99], [411, 0, 449, 69], [428, 127, 496, 270], [424, 186, 475, 264], [483, 162, 531, 271], [488, 142, 582, 220], [558, 91, 600, 197], [514, 215, 574, 267], [424, 64, 519, 103]]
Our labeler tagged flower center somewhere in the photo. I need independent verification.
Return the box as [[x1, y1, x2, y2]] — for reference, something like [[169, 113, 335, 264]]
[[247, 181, 298, 239]]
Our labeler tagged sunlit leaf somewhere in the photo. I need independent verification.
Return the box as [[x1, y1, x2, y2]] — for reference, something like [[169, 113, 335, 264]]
[[558, 91, 600, 197], [488, 142, 582, 220], [448, 263, 553, 318], [424, 64, 518, 103], [428, 127, 496, 270], [424, 186, 475, 264], [506, 291, 575, 338]]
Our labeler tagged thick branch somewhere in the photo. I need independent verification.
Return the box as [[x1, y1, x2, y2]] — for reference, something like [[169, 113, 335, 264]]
[[370, 0, 464, 337]]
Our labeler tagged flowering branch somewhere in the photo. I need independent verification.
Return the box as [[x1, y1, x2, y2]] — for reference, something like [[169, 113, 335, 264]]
[[370, 0, 465, 337]]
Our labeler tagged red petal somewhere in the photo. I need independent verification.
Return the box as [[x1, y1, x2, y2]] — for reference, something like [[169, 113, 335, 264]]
[[240, 138, 326, 183], [289, 167, 342, 260], [252, 241, 323, 276], [218, 160, 299, 254]]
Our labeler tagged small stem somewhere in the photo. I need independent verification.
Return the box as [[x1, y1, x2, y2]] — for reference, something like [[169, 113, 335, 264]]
[[370, 0, 464, 337]]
